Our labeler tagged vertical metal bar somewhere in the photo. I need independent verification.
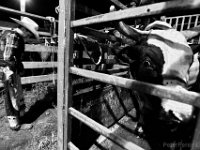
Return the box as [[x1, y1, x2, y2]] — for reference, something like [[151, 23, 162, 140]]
[[174, 17, 179, 29], [187, 16, 192, 29], [57, 0, 65, 149], [169, 18, 172, 26], [64, 0, 75, 148], [180, 17, 185, 31], [198, 35, 200, 44], [193, 15, 200, 44], [20, 0, 26, 20], [191, 112, 200, 150], [194, 15, 199, 26], [57, 0, 74, 149]]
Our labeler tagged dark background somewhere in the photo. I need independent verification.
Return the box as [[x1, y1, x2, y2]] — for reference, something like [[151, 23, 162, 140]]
[[0, 0, 198, 30], [0, 0, 111, 29], [0, 0, 59, 20]]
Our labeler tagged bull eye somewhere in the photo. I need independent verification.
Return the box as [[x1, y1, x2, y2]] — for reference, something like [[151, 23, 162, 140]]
[[143, 60, 151, 67]]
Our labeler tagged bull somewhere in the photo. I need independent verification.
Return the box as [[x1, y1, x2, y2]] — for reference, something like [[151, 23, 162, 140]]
[[109, 6, 200, 150]]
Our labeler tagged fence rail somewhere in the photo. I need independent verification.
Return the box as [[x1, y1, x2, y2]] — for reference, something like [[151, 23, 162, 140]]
[[70, 67, 200, 108], [69, 107, 144, 150]]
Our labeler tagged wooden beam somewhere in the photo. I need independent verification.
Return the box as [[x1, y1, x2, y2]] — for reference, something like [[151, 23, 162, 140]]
[[71, 0, 200, 27]]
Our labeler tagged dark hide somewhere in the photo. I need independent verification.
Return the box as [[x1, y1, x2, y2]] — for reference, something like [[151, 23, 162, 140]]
[[109, 4, 200, 150], [118, 43, 198, 150]]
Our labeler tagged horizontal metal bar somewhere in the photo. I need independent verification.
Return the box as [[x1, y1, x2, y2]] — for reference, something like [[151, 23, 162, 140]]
[[38, 31, 52, 37], [71, 0, 200, 27], [25, 44, 57, 53], [68, 142, 79, 150], [0, 5, 58, 22], [0, 74, 57, 87], [69, 107, 144, 150], [0, 27, 52, 37], [70, 67, 200, 108], [23, 62, 57, 69], [21, 74, 57, 85]]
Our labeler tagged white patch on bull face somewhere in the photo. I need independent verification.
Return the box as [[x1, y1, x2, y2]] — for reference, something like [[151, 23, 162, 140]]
[[161, 86, 194, 122], [188, 53, 200, 86], [147, 29, 193, 84]]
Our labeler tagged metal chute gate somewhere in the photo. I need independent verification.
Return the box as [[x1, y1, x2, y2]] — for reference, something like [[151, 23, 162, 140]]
[[1, 1, 200, 150], [58, 0, 200, 150]]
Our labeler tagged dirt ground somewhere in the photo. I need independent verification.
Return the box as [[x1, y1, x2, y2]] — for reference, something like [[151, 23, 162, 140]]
[[0, 82, 57, 150], [0, 81, 149, 150]]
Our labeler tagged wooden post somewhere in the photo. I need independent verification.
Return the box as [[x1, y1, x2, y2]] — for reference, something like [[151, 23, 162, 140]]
[[57, 0, 74, 149]]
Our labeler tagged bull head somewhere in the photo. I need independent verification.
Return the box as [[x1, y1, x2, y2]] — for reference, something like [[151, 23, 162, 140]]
[[110, 6, 200, 148]]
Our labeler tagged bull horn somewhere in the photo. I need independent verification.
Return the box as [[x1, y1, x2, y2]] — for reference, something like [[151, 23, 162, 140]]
[[181, 25, 200, 41], [109, 5, 149, 42], [116, 21, 150, 42]]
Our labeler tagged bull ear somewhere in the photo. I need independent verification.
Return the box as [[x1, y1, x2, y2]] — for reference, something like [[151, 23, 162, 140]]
[[181, 25, 200, 41]]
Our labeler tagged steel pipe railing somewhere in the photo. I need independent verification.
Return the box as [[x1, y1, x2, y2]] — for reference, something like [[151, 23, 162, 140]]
[[70, 67, 200, 108], [71, 0, 200, 27], [0, 5, 58, 22]]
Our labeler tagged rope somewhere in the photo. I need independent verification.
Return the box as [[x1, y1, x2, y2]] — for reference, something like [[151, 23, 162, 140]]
[[76, 34, 103, 66]]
